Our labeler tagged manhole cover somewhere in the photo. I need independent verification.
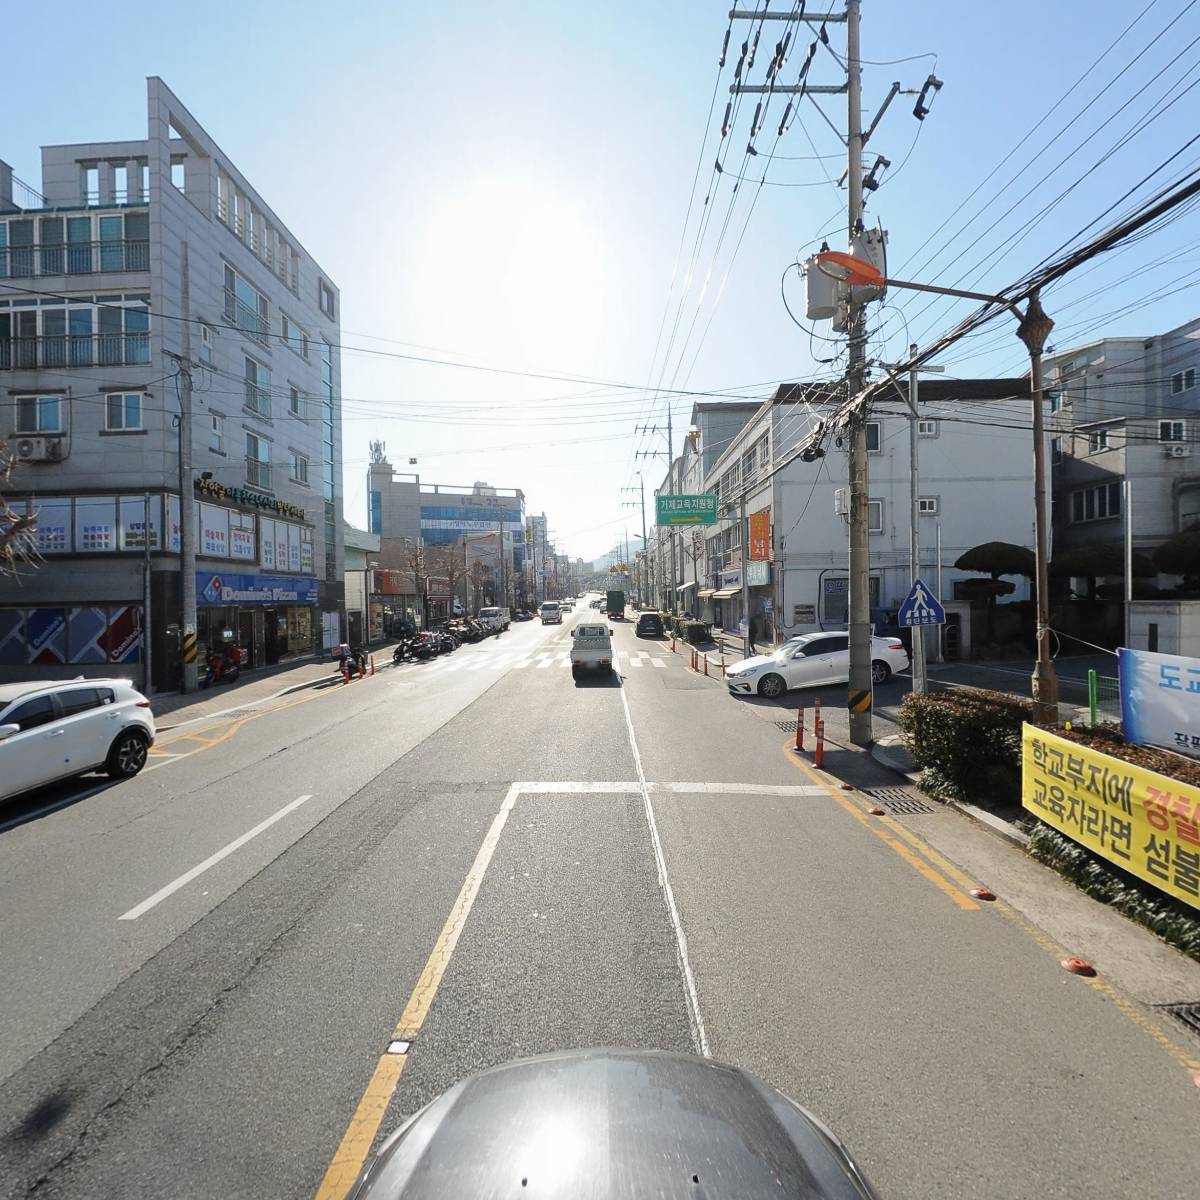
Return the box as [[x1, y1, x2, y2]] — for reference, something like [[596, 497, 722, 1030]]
[[776, 720, 799, 732], [865, 787, 934, 815], [1158, 1002, 1200, 1038]]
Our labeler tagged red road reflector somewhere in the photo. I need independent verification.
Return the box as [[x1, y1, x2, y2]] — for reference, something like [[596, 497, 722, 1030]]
[[868, 805, 885, 816], [1060, 957, 1096, 977], [840, 783, 854, 791], [970, 887, 996, 901]]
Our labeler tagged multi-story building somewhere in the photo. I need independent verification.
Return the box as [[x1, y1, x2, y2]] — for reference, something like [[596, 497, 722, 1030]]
[[367, 457, 526, 614], [649, 380, 1035, 646], [1047, 318, 1200, 562], [0, 79, 344, 687]]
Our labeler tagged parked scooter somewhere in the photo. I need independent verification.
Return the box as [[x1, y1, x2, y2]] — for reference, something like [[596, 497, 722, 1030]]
[[199, 645, 241, 689]]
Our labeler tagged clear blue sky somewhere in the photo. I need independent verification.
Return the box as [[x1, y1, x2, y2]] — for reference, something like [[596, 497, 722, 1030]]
[[6, 1, 1198, 560]]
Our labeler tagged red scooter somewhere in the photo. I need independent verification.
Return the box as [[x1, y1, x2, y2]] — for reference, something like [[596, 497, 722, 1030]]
[[199, 646, 242, 688]]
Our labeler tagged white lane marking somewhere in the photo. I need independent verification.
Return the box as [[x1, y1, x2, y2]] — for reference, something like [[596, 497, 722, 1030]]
[[650, 658, 667, 669], [652, 782, 827, 795], [515, 781, 643, 794], [618, 683, 710, 1058], [118, 793, 314, 921], [536, 656, 556, 669], [627, 656, 642, 669]]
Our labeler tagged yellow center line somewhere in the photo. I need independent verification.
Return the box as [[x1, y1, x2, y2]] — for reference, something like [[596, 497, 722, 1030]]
[[313, 782, 521, 1200], [780, 737, 980, 911]]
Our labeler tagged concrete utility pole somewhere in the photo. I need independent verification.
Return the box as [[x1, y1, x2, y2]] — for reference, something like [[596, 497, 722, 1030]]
[[883, 344, 945, 695], [739, 492, 751, 659], [844, 0, 873, 745], [1018, 289, 1059, 725]]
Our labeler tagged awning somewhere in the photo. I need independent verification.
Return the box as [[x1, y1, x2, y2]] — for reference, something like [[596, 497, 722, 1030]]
[[713, 587, 740, 599], [698, 589, 717, 598], [678, 581, 697, 591]]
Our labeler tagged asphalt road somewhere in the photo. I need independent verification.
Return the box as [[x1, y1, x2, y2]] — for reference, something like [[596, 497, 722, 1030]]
[[0, 599, 1196, 1199]]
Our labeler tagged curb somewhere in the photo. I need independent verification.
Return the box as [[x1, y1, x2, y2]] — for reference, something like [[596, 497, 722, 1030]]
[[156, 672, 340, 732]]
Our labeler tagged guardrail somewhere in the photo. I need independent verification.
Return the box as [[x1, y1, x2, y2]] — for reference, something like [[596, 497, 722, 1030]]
[[0, 240, 149, 278], [0, 332, 150, 370]]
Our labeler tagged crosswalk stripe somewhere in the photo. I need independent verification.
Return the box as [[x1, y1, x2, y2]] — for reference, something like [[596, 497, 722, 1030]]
[[627, 656, 642, 668], [650, 658, 667, 669]]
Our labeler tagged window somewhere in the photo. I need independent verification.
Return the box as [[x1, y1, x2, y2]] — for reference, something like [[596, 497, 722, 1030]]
[[111, 165, 128, 204], [1070, 482, 1123, 523], [867, 499, 884, 532], [246, 431, 270, 489], [200, 323, 214, 366], [5, 695, 57, 732], [82, 165, 99, 206], [105, 392, 142, 431], [918, 497, 938, 515], [1160, 420, 1186, 442], [281, 314, 307, 356], [289, 386, 302, 416], [917, 419, 938, 436], [1051, 436, 1063, 464], [866, 421, 881, 453], [802, 634, 848, 655], [140, 163, 149, 200], [1171, 368, 1196, 395], [223, 264, 268, 343], [1088, 428, 1109, 453], [758, 436, 770, 467], [318, 279, 336, 318], [244, 356, 270, 416], [289, 451, 309, 483], [57, 687, 108, 717], [204, 412, 224, 454], [15, 394, 61, 433]]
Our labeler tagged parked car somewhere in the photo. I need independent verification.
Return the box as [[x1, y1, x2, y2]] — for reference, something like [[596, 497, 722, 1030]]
[[635, 612, 664, 638], [0, 678, 156, 802], [539, 601, 562, 625], [570, 623, 614, 677], [725, 632, 909, 698], [560, 599, 574, 612]]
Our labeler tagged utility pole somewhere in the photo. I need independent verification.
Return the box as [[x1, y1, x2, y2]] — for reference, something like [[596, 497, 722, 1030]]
[[142, 491, 153, 695], [739, 492, 751, 659], [1018, 289, 1059, 725], [845, 0, 872, 745], [636, 411, 677, 612], [882, 344, 944, 695]]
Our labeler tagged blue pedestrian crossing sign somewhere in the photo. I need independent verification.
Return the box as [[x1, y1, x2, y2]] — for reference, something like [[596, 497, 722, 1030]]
[[898, 577, 945, 627]]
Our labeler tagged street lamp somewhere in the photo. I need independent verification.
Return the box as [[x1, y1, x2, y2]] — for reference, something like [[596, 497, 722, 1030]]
[[814, 251, 1059, 726]]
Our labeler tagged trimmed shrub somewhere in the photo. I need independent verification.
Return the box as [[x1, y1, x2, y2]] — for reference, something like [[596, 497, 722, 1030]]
[[897, 687, 1032, 806], [682, 620, 711, 645], [1028, 823, 1200, 962]]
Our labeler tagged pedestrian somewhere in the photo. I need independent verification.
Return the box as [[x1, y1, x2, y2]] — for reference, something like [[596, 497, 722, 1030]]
[[747, 621, 757, 655]]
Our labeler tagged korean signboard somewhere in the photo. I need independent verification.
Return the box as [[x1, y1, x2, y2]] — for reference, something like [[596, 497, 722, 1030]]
[[1022, 724, 1200, 910], [1118, 647, 1200, 758], [749, 510, 770, 560], [656, 494, 717, 525]]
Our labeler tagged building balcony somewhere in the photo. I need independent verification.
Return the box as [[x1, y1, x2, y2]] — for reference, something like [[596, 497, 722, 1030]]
[[224, 289, 268, 345], [0, 240, 149, 278], [0, 332, 151, 371]]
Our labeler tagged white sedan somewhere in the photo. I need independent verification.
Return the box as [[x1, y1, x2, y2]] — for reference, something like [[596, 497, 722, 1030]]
[[726, 632, 909, 698]]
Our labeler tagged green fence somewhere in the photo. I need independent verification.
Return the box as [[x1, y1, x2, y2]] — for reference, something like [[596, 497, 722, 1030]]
[[1087, 670, 1122, 726]]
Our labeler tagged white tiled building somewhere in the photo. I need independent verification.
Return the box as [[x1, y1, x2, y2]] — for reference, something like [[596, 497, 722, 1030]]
[[0, 79, 344, 687]]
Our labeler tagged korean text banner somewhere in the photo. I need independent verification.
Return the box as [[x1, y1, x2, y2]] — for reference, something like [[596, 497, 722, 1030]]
[[749, 510, 770, 560], [655, 494, 717, 526], [1118, 647, 1200, 758], [1022, 724, 1200, 909]]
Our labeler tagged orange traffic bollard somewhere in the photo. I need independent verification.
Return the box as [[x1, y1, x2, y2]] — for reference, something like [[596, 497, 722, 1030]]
[[813, 695, 821, 729], [342, 660, 350, 685], [370, 655, 376, 676], [814, 719, 825, 768], [795, 706, 804, 751], [703, 654, 709, 676]]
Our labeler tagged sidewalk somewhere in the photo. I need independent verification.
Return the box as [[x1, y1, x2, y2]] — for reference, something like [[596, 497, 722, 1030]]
[[151, 645, 396, 730]]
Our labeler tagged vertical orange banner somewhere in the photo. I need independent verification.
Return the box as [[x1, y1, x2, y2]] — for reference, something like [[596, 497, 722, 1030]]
[[749, 510, 770, 561]]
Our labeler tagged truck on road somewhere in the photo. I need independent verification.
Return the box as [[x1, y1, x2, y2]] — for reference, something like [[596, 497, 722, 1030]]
[[605, 589, 626, 619], [476, 606, 510, 634], [570, 623, 614, 677]]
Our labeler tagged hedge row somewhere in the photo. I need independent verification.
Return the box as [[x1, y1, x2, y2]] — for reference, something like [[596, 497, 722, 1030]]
[[896, 687, 1032, 806]]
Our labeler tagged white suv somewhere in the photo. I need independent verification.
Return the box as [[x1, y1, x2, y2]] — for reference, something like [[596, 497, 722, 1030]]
[[0, 678, 156, 802]]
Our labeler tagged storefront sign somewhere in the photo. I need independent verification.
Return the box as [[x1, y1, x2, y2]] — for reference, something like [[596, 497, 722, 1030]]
[[749, 510, 770, 560], [1022, 724, 1200, 910], [656, 494, 718, 525], [746, 561, 770, 587], [793, 604, 816, 623], [195, 477, 305, 522], [720, 568, 740, 589], [196, 571, 319, 606], [1118, 647, 1200, 757]]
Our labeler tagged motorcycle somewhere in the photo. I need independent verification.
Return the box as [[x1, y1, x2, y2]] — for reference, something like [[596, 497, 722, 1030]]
[[199, 646, 241, 689]]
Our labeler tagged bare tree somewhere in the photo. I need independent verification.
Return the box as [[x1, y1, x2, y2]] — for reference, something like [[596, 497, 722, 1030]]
[[0, 443, 41, 578], [397, 538, 430, 628], [425, 542, 471, 615]]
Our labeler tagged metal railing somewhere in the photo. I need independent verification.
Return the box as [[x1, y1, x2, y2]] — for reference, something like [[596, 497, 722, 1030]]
[[244, 379, 271, 416], [0, 332, 151, 370], [1087, 670, 1122, 726], [245, 458, 271, 489], [224, 288, 268, 344], [0, 240, 149, 278]]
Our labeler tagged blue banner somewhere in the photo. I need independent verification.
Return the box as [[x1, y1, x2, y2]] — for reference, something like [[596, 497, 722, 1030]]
[[196, 571, 319, 606], [1118, 646, 1200, 757]]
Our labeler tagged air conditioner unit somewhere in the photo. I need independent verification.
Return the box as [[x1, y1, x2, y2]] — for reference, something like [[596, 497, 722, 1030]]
[[834, 487, 849, 515], [1166, 443, 1191, 458], [12, 436, 60, 463]]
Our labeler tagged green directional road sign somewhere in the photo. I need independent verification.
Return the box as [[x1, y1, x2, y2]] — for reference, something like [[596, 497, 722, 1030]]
[[656, 493, 718, 525]]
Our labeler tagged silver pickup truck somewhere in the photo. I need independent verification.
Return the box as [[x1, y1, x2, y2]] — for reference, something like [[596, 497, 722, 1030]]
[[570, 623, 613, 678]]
